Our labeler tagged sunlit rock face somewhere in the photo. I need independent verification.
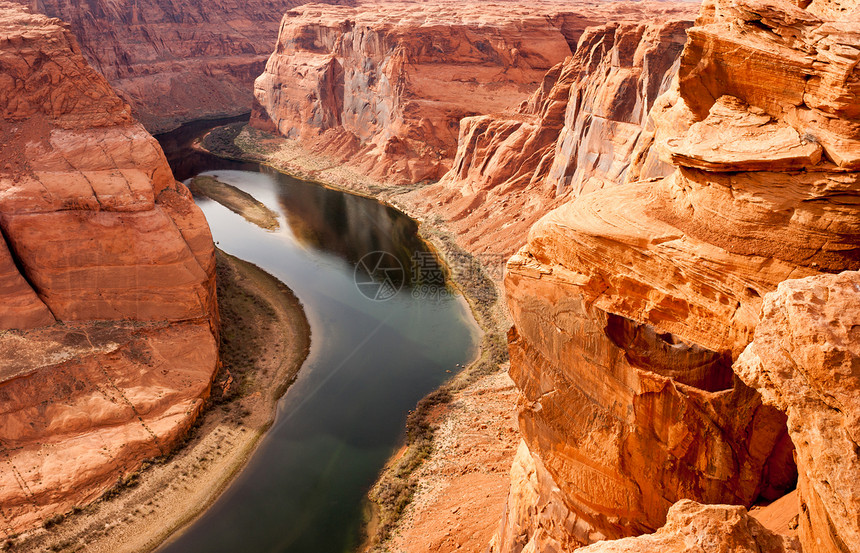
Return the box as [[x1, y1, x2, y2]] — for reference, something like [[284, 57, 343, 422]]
[[402, 11, 698, 258], [0, 2, 218, 535], [16, 0, 353, 132], [250, 1, 699, 188], [577, 499, 801, 553], [499, 0, 860, 550], [736, 271, 860, 553]]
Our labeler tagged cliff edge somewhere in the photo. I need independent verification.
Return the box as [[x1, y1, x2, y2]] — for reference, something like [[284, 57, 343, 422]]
[[501, 0, 859, 550], [0, 2, 218, 535]]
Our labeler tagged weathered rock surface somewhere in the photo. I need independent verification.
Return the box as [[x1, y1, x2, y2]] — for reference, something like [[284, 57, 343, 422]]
[[251, 1, 699, 187], [17, 0, 351, 132], [499, 0, 860, 550], [498, 267, 796, 548], [0, 3, 218, 535], [404, 12, 697, 257], [736, 272, 860, 553], [0, 322, 217, 534], [577, 499, 800, 553]]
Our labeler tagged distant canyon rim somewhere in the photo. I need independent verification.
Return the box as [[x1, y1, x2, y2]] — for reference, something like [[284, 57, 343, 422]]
[[1, 0, 859, 552]]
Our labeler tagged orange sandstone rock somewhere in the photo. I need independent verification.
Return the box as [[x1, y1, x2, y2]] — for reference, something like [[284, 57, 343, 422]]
[[404, 13, 697, 257], [735, 272, 860, 553], [499, 0, 859, 550], [18, 0, 354, 132], [252, 1, 575, 184], [577, 500, 800, 553], [0, 2, 218, 535], [251, 1, 699, 188], [0, 323, 217, 534]]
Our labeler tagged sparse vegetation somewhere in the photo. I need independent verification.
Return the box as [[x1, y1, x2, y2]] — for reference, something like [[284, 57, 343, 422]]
[[199, 122, 246, 160], [196, 122, 511, 550], [42, 514, 65, 530]]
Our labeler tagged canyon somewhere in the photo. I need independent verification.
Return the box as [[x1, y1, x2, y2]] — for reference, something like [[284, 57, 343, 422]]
[[15, 0, 352, 133], [1, 0, 858, 551], [237, 0, 860, 550], [0, 1, 218, 536], [249, 1, 700, 187], [500, 0, 860, 551], [248, 0, 860, 551]]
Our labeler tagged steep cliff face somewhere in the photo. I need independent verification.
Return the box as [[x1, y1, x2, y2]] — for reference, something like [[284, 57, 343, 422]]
[[500, 0, 859, 550], [17, 0, 350, 132], [250, 1, 698, 186], [0, 2, 218, 534], [409, 14, 696, 257]]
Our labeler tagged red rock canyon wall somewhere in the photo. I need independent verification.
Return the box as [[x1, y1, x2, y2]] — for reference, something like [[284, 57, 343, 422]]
[[0, 2, 218, 534], [17, 0, 352, 132], [250, 1, 699, 187], [409, 14, 698, 257], [500, 0, 859, 551]]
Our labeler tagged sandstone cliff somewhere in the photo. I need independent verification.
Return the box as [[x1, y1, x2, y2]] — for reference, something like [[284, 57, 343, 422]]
[[0, 2, 218, 535], [250, 1, 699, 186], [500, 0, 860, 550], [17, 0, 351, 132], [408, 15, 697, 256], [577, 500, 800, 553]]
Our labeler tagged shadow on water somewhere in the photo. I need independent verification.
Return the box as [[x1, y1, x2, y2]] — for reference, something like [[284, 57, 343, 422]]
[[154, 118, 478, 553]]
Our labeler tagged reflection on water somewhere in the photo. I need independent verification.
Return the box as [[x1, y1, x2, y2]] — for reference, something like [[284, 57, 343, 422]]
[[155, 119, 478, 553], [268, 164, 422, 282]]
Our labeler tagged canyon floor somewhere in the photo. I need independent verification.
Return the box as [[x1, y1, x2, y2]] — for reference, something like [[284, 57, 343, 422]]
[[201, 123, 524, 552], [7, 251, 311, 553], [378, 369, 520, 553]]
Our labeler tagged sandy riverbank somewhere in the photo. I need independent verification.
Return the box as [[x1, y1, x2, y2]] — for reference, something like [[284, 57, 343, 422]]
[[188, 175, 280, 231], [199, 124, 518, 552], [9, 250, 311, 553]]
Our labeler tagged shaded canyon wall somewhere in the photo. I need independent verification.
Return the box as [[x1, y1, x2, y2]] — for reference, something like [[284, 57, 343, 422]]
[[17, 0, 353, 132]]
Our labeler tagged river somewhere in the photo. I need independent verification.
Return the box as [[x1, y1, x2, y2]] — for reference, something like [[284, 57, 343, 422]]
[[154, 118, 479, 553]]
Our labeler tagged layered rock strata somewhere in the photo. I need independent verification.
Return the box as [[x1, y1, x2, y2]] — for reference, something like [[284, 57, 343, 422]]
[[0, 3, 218, 535], [500, 0, 860, 550], [250, 1, 699, 186], [17, 0, 351, 132], [410, 15, 697, 256]]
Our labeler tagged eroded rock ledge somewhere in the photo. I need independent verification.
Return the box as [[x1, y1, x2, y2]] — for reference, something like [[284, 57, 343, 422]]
[[250, 1, 699, 186], [0, 2, 218, 535], [500, 0, 860, 551], [408, 14, 698, 257]]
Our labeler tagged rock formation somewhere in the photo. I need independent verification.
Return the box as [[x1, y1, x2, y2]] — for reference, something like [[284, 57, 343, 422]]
[[16, 0, 351, 132], [736, 272, 860, 553], [0, 2, 218, 535], [577, 499, 801, 553], [250, 1, 699, 186], [408, 14, 697, 256], [499, 0, 860, 550]]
